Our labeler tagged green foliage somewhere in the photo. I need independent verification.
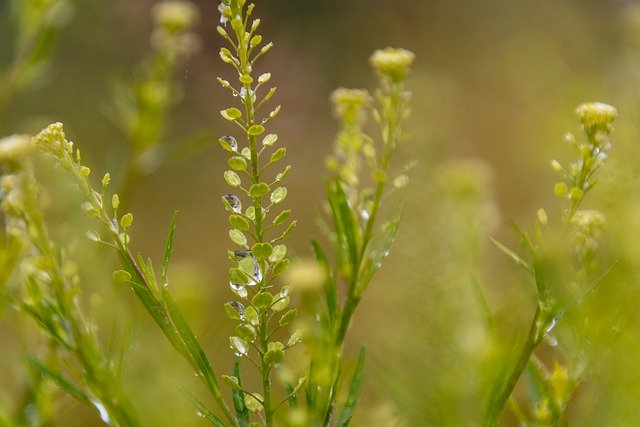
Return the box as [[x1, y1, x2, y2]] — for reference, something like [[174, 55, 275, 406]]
[[485, 102, 618, 425], [3, 0, 638, 426]]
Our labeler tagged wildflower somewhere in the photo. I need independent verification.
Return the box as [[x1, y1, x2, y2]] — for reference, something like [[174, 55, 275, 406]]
[[218, 2, 232, 25], [152, 0, 199, 33], [0, 134, 32, 162], [330, 88, 372, 122], [575, 102, 617, 130], [369, 47, 415, 81]]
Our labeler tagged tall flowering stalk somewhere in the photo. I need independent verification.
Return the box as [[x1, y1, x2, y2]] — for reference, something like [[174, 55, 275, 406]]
[[0, 134, 140, 426], [486, 102, 617, 425], [307, 47, 414, 425], [29, 120, 236, 425], [216, 1, 300, 426]]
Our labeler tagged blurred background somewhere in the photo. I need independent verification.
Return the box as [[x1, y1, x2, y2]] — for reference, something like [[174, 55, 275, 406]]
[[3, 0, 640, 425]]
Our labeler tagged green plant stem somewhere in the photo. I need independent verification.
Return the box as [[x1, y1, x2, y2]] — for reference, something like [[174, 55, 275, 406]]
[[35, 135, 237, 426], [20, 164, 140, 426], [485, 304, 542, 426], [116, 232, 237, 426], [259, 311, 273, 426]]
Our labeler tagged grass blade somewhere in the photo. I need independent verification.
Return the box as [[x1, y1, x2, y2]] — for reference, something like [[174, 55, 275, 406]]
[[336, 346, 366, 427], [27, 357, 92, 407], [161, 210, 179, 286], [160, 287, 222, 400], [311, 239, 337, 322], [358, 208, 404, 295], [174, 382, 225, 427], [232, 359, 250, 426], [490, 237, 535, 276], [326, 179, 359, 274]]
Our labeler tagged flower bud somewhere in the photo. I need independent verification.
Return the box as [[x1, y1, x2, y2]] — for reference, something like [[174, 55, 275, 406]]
[[575, 102, 617, 130], [370, 47, 415, 81]]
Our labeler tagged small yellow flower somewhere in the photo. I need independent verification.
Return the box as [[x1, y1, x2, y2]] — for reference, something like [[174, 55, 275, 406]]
[[152, 0, 199, 33], [330, 88, 371, 123], [369, 47, 415, 81], [0, 134, 32, 162], [575, 102, 617, 129]]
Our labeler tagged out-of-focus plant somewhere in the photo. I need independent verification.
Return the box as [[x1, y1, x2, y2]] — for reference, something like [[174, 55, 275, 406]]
[[485, 102, 618, 425], [304, 47, 414, 426], [215, 1, 413, 424], [0, 134, 140, 426], [110, 0, 201, 202], [1, 1, 413, 425], [0, 0, 73, 127]]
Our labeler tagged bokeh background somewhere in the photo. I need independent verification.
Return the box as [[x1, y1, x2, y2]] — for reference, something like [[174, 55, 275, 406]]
[[4, 0, 640, 425]]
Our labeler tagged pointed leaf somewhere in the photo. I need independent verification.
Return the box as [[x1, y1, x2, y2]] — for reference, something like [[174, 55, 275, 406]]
[[27, 357, 93, 407], [490, 237, 535, 276], [161, 210, 179, 286], [233, 359, 250, 425], [161, 287, 222, 400], [336, 347, 367, 427], [311, 239, 337, 321], [174, 382, 225, 427], [326, 180, 359, 275], [358, 208, 404, 296]]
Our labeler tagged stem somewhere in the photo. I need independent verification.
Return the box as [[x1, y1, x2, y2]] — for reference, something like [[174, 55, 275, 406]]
[[260, 312, 273, 426], [484, 304, 542, 426]]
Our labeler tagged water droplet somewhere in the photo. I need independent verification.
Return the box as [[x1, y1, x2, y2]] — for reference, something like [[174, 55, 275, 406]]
[[195, 410, 205, 418], [228, 301, 246, 320], [234, 250, 262, 286], [545, 318, 557, 334], [223, 194, 242, 213], [91, 400, 111, 424], [546, 334, 558, 347], [360, 209, 370, 221], [220, 135, 238, 150]]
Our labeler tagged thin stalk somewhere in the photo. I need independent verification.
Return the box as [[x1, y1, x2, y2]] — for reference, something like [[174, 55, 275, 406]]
[[260, 312, 273, 426], [484, 304, 542, 426]]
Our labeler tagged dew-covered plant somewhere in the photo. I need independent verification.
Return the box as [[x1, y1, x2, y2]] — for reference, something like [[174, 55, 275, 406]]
[[485, 102, 618, 425], [215, 1, 413, 425], [305, 48, 414, 425], [1, 0, 414, 425]]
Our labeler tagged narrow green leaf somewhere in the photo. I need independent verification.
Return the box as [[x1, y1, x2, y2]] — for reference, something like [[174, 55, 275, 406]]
[[174, 382, 225, 427], [358, 209, 404, 296], [470, 277, 496, 338], [233, 359, 250, 426], [311, 239, 337, 322], [27, 357, 93, 407], [490, 237, 535, 276], [327, 180, 359, 274], [336, 347, 367, 427], [161, 287, 223, 401], [161, 210, 179, 286]]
